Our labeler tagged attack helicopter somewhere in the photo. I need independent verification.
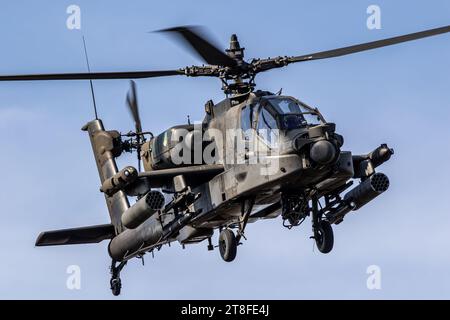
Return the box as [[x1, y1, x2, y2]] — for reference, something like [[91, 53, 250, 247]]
[[1, 25, 449, 296]]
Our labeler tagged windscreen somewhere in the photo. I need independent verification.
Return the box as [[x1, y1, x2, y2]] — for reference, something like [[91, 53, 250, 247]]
[[267, 97, 322, 129]]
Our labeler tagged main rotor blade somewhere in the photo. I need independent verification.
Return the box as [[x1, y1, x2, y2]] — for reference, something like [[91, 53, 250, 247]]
[[126, 80, 143, 134], [0, 70, 184, 81], [289, 25, 450, 63], [159, 26, 237, 67]]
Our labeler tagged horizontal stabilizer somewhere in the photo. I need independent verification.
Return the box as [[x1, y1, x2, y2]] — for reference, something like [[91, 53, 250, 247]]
[[35, 224, 115, 247]]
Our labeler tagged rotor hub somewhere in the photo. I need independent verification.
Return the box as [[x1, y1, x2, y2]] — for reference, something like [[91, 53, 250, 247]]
[[226, 34, 245, 61]]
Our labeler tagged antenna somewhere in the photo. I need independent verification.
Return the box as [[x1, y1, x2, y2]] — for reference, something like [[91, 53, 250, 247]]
[[82, 36, 98, 120]]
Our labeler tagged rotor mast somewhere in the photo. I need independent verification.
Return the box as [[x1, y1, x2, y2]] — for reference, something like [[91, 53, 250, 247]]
[[222, 34, 255, 95]]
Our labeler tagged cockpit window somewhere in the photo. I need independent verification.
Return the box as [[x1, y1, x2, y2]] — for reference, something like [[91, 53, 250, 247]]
[[242, 103, 280, 147], [269, 98, 302, 114], [241, 105, 252, 132], [266, 97, 323, 129], [257, 106, 279, 147], [257, 107, 278, 131]]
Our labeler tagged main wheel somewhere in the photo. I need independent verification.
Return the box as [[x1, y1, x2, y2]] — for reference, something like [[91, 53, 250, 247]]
[[314, 220, 334, 254], [219, 229, 237, 262], [110, 278, 121, 296]]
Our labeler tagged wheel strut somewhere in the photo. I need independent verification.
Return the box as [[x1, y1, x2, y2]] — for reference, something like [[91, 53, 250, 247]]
[[236, 197, 255, 243], [110, 260, 127, 296], [310, 196, 334, 254]]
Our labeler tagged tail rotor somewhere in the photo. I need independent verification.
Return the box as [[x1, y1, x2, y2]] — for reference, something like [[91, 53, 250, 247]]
[[125, 80, 145, 172]]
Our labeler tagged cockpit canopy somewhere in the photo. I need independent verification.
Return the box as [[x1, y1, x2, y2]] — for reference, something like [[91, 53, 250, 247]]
[[241, 96, 324, 134]]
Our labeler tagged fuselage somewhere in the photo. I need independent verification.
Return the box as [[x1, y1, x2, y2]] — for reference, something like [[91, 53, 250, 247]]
[[140, 91, 346, 232]]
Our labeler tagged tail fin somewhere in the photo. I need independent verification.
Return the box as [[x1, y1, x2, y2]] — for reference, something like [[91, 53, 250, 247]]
[[82, 119, 130, 234]]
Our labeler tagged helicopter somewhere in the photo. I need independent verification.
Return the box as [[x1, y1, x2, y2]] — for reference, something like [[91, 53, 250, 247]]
[[1, 24, 449, 296]]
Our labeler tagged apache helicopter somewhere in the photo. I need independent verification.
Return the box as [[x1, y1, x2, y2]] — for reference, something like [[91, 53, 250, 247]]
[[1, 25, 449, 296]]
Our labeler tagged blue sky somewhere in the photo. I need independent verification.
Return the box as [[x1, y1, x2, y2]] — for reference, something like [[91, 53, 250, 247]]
[[0, 0, 450, 299]]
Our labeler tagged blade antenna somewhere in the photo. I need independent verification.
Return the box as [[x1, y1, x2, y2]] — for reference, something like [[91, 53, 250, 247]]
[[82, 36, 99, 119]]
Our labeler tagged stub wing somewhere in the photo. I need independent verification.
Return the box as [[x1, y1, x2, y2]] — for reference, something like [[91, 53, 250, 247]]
[[136, 164, 224, 188], [35, 224, 115, 246]]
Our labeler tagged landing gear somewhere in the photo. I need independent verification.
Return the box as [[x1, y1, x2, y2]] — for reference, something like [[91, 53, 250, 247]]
[[110, 278, 121, 296], [110, 260, 127, 296], [218, 198, 254, 262], [218, 229, 237, 262], [311, 196, 334, 254], [236, 198, 255, 243], [207, 237, 214, 251], [314, 220, 334, 253]]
